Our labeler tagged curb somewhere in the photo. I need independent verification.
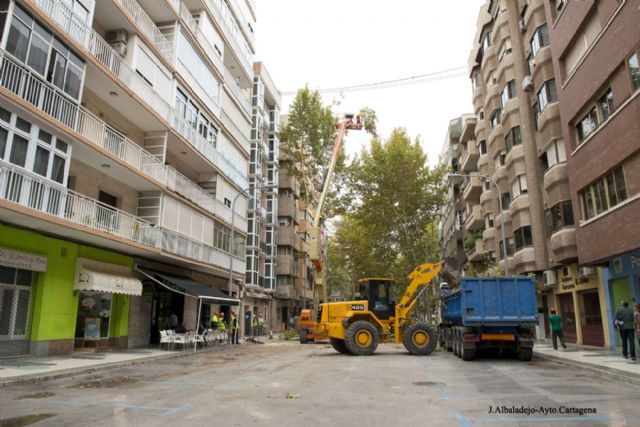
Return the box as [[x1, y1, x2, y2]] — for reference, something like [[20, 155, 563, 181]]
[[0, 343, 241, 388], [534, 352, 640, 387]]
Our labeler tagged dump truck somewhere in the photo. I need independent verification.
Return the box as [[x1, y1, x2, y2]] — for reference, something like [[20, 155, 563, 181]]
[[317, 262, 443, 356], [439, 277, 538, 361]]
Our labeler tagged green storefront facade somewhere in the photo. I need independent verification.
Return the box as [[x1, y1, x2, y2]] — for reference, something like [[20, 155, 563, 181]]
[[0, 224, 133, 357]]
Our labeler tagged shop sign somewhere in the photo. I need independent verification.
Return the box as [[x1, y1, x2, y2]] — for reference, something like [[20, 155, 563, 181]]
[[560, 274, 591, 291], [0, 246, 47, 272]]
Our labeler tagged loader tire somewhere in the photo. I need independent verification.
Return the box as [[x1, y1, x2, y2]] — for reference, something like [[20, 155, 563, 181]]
[[344, 321, 379, 355], [330, 337, 350, 354], [403, 322, 437, 356], [299, 329, 308, 344]]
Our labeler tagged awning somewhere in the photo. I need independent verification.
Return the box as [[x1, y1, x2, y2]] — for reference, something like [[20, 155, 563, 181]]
[[138, 268, 239, 305], [73, 258, 142, 296]]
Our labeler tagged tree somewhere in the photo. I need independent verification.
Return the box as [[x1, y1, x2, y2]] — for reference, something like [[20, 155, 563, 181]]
[[332, 128, 447, 296]]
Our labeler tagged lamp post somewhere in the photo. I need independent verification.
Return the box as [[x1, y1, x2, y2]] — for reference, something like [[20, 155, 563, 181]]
[[448, 173, 510, 276]]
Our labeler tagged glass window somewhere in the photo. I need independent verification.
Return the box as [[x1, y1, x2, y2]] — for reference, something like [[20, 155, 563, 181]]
[[599, 88, 614, 121], [0, 127, 7, 159], [530, 24, 549, 58], [545, 200, 574, 235], [38, 129, 52, 144], [33, 145, 49, 176], [511, 174, 528, 199], [26, 24, 50, 75], [576, 108, 598, 142], [490, 109, 501, 128], [538, 79, 557, 112], [514, 225, 533, 250], [478, 140, 487, 155], [15, 117, 31, 134], [0, 107, 11, 123], [505, 126, 521, 152], [10, 135, 29, 167], [628, 51, 640, 91], [6, 14, 30, 62]]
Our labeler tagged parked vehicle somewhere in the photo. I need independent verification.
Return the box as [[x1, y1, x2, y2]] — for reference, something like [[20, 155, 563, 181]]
[[438, 277, 538, 361]]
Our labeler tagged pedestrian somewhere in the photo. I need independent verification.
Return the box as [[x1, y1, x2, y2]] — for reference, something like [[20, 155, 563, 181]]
[[634, 303, 640, 354], [230, 311, 239, 345], [615, 301, 636, 361], [252, 311, 259, 338], [549, 308, 566, 350], [257, 313, 265, 336]]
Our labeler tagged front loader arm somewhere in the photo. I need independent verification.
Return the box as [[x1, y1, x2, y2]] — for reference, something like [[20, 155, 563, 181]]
[[395, 261, 443, 324]]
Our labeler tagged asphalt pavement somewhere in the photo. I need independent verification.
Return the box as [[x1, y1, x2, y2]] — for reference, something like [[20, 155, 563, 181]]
[[1, 341, 639, 426]]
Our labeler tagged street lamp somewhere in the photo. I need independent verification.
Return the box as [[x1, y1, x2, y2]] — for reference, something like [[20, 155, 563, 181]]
[[448, 173, 510, 276]]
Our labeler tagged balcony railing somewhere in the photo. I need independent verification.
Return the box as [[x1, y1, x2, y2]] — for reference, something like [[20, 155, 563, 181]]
[[204, 0, 252, 75], [0, 50, 165, 177], [32, 0, 171, 119], [223, 67, 251, 116], [169, 109, 219, 163], [0, 161, 159, 246], [114, 0, 174, 61], [165, 166, 216, 213]]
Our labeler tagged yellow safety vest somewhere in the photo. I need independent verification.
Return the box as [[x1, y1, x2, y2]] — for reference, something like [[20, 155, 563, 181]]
[[211, 314, 218, 326], [217, 317, 226, 330]]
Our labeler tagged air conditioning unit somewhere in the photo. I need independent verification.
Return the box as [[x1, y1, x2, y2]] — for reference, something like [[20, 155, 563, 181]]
[[579, 267, 596, 277], [106, 30, 128, 58], [542, 270, 557, 287], [522, 75, 534, 92], [519, 18, 526, 33]]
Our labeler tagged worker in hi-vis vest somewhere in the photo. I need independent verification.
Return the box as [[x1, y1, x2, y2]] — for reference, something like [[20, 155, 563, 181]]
[[216, 312, 226, 344]]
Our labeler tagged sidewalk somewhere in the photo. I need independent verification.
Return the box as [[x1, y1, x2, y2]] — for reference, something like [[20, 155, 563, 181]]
[[0, 342, 243, 387], [533, 342, 640, 385]]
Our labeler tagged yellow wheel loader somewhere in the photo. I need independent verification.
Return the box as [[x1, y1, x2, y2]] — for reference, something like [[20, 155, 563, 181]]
[[317, 262, 443, 355]]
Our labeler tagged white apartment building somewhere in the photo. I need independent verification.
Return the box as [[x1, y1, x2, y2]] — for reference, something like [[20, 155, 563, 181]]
[[0, 0, 256, 356]]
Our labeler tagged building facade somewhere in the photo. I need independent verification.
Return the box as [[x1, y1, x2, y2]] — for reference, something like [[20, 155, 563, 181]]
[[545, 0, 640, 348], [0, 0, 255, 356], [461, 0, 610, 347]]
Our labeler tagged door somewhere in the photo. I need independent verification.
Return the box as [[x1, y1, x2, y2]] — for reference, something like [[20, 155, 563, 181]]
[[558, 293, 577, 343], [98, 190, 118, 231], [0, 266, 34, 357], [579, 289, 604, 347]]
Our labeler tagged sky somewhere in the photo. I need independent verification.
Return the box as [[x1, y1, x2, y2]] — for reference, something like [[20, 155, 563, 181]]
[[254, 0, 486, 166]]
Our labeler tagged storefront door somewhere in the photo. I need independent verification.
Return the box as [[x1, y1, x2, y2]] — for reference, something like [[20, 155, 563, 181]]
[[579, 289, 604, 347], [0, 266, 34, 356], [558, 293, 577, 343]]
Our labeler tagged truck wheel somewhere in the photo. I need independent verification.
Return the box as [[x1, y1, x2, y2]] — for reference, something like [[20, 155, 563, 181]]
[[403, 322, 437, 356], [299, 329, 308, 344], [344, 321, 379, 356], [330, 337, 350, 354], [518, 348, 533, 361], [462, 347, 475, 361], [452, 330, 459, 356]]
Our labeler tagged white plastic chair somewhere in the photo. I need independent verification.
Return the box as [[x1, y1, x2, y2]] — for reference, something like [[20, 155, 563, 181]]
[[172, 332, 188, 351], [160, 330, 173, 350]]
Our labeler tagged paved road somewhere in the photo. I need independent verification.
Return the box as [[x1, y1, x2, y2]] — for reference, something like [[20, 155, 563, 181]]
[[1, 341, 639, 426]]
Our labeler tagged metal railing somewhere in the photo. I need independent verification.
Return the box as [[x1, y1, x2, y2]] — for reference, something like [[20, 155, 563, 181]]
[[165, 167, 216, 214], [223, 67, 251, 115], [0, 50, 165, 175], [204, 0, 252, 75], [0, 161, 159, 247], [114, 0, 174, 61], [32, 0, 171, 119], [168, 109, 218, 164]]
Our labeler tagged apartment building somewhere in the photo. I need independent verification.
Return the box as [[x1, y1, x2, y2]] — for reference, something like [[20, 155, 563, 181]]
[[462, 0, 609, 346], [544, 0, 640, 349], [243, 61, 279, 335], [0, 0, 255, 356]]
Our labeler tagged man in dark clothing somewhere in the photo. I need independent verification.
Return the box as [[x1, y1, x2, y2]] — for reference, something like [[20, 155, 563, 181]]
[[615, 301, 636, 360], [549, 308, 566, 350]]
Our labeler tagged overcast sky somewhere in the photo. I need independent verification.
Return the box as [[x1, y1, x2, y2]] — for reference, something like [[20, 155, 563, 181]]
[[254, 0, 486, 165]]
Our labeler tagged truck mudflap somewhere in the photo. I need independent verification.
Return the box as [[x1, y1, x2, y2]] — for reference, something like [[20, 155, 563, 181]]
[[518, 338, 534, 349]]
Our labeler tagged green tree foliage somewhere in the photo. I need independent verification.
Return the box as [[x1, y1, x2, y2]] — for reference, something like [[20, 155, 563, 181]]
[[332, 128, 447, 294], [325, 235, 353, 299]]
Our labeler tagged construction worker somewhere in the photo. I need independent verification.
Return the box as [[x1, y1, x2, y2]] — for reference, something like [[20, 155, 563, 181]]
[[211, 311, 219, 331], [230, 311, 239, 345], [216, 311, 226, 344], [257, 312, 265, 337], [252, 311, 259, 338]]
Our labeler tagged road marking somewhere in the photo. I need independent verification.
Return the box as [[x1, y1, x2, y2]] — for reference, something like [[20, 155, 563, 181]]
[[49, 399, 186, 417]]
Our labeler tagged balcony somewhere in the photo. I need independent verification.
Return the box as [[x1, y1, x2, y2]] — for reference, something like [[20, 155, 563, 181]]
[[113, 0, 174, 61], [464, 205, 484, 232], [0, 160, 158, 247], [179, 2, 225, 75], [460, 142, 479, 172], [203, 0, 252, 77], [0, 50, 166, 181], [277, 226, 296, 246], [550, 227, 578, 264], [276, 255, 295, 275], [279, 198, 296, 218], [466, 239, 486, 262], [223, 67, 252, 116], [31, 0, 171, 119], [462, 176, 483, 202], [512, 247, 536, 274]]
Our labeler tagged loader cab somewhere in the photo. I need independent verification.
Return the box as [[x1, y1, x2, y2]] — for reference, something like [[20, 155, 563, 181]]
[[357, 278, 395, 320]]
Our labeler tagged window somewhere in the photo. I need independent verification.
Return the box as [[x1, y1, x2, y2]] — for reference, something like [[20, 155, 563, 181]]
[[174, 88, 218, 147], [0, 108, 71, 185], [499, 237, 515, 257], [505, 125, 521, 152], [537, 79, 557, 113], [545, 200, 574, 236], [494, 150, 506, 170], [214, 222, 231, 253], [471, 72, 480, 89], [501, 192, 511, 210], [580, 166, 627, 220], [477, 140, 487, 155], [575, 87, 614, 143], [485, 213, 494, 228], [5, 5, 85, 100], [628, 50, 640, 91], [498, 38, 512, 61], [542, 139, 566, 170], [486, 70, 496, 87], [224, 197, 231, 208], [500, 80, 516, 108], [177, 30, 221, 105], [482, 31, 492, 52], [563, 12, 602, 75], [530, 24, 549, 59], [555, 0, 567, 11], [490, 109, 501, 128], [0, 266, 34, 339], [514, 225, 533, 250], [511, 174, 528, 199]]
